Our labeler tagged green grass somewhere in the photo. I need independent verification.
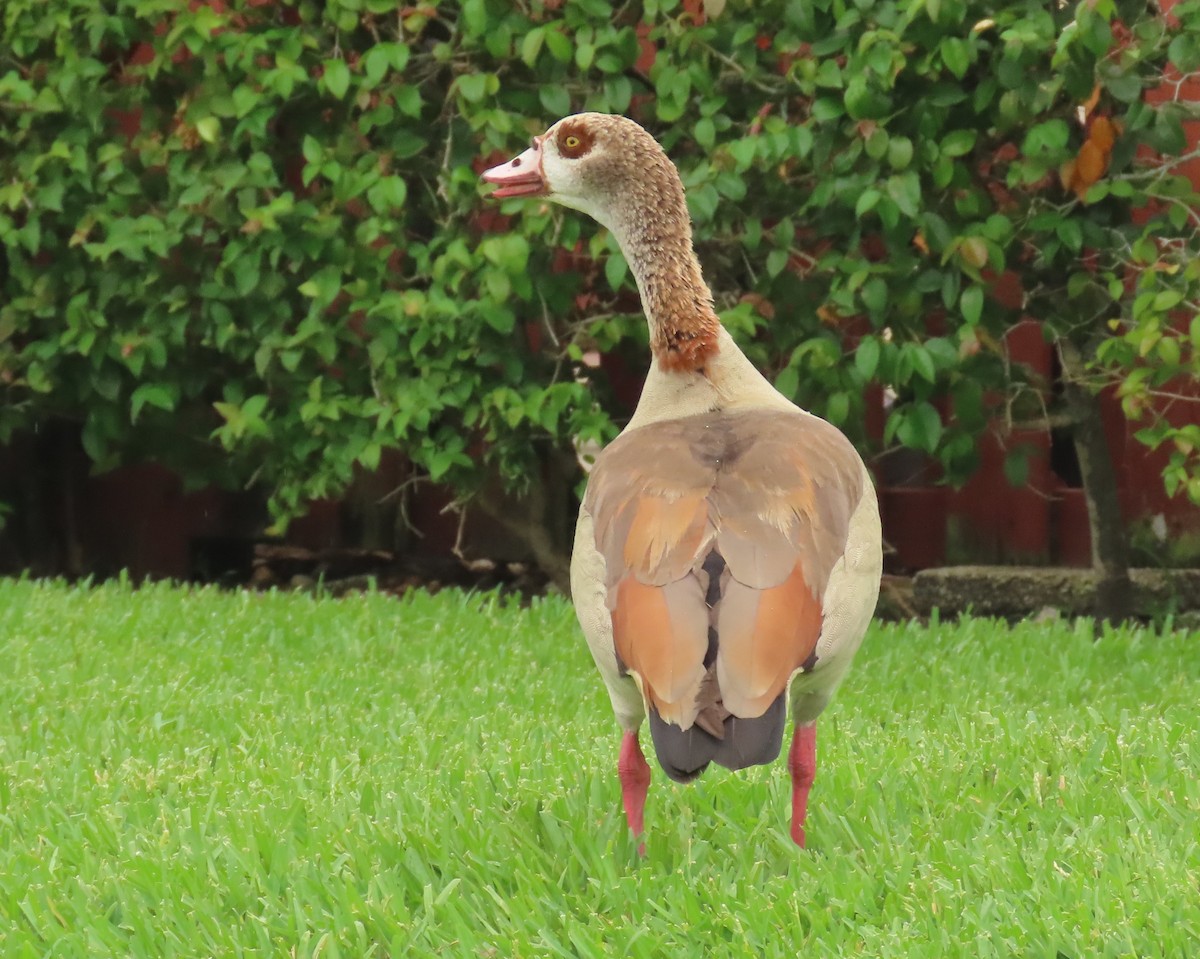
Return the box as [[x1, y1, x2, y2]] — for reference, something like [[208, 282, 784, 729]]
[[0, 578, 1197, 958]]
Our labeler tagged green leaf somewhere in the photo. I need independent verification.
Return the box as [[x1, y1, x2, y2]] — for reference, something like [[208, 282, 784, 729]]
[[323, 59, 351, 99], [1104, 72, 1142, 104], [861, 276, 888, 314], [855, 337, 881, 380], [359, 442, 382, 472], [811, 98, 843, 123], [297, 266, 341, 305], [774, 365, 798, 399], [896, 401, 942, 453], [231, 256, 261, 297], [395, 85, 423, 117], [940, 37, 970, 79], [1056, 219, 1083, 253], [1148, 111, 1188, 155], [844, 76, 889, 120], [766, 248, 789, 278], [539, 85, 570, 117], [1168, 202, 1189, 230], [544, 27, 572, 62], [80, 414, 113, 462], [1022, 120, 1070, 158], [856, 189, 882, 218], [888, 136, 913, 170], [953, 377, 985, 430], [865, 127, 890, 160], [940, 130, 976, 157], [960, 284, 984, 325], [391, 127, 428, 159], [367, 176, 408, 213], [908, 344, 937, 384], [1153, 289, 1184, 312], [1157, 336, 1181, 367], [694, 117, 716, 150], [886, 172, 921, 218], [242, 394, 268, 419], [520, 26, 545, 66], [1003, 446, 1030, 488], [825, 391, 849, 425], [687, 183, 719, 223], [604, 251, 627, 289], [481, 234, 530, 273], [877, 197, 900, 230], [481, 305, 515, 334], [1067, 272, 1092, 300], [1169, 33, 1200, 73], [742, 217, 762, 250], [458, 73, 488, 103], [484, 269, 511, 301], [130, 383, 177, 423], [195, 117, 220, 144], [866, 42, 895, 78], [603, 76, 632, 113], [363, 47, 393, 86]]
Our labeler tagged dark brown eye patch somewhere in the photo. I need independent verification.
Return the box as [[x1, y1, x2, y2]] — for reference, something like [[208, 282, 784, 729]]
[[556, 121, 594, 159]]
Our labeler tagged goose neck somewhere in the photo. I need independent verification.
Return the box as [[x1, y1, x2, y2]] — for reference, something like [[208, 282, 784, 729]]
[[606, 205, 721, 374]]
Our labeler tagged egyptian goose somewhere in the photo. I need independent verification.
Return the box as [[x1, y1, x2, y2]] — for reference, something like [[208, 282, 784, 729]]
[[482, 114, 882, 849]]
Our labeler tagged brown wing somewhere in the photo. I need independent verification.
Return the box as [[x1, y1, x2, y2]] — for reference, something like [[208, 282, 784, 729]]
[[585, 409, 864, 730]]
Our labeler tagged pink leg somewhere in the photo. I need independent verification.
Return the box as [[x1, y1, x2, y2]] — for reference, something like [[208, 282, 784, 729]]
[[618, 731, 651, 854], [788, 723, 817, 848]]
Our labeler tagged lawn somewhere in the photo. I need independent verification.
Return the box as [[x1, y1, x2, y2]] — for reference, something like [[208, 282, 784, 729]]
[[0, 578, 1196, 958]]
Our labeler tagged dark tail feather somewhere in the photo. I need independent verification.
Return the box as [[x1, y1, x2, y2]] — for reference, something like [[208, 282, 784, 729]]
[[647, 695, 787, 783]]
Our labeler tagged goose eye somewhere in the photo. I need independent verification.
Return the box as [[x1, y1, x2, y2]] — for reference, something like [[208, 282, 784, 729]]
[[564, 135, 581, 150]]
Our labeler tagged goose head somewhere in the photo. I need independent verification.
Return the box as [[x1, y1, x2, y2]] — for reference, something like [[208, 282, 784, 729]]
[[481, 113, 689, 238], [482, 113, 719, 374]]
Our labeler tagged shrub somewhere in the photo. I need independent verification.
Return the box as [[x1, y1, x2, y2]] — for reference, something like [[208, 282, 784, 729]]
[[1, 0, 1197, 579]]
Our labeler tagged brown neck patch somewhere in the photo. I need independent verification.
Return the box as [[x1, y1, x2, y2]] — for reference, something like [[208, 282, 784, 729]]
[[638, 241, 722, 374], [654, 318, 720, 373]]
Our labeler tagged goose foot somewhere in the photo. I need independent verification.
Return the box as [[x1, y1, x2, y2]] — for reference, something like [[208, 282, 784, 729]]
[[788, 722, 817, 848], [618, 731, 651, 854]]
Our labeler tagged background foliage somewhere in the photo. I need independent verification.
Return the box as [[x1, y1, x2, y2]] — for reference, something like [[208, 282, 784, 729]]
[[1, 0, 1198, 563]]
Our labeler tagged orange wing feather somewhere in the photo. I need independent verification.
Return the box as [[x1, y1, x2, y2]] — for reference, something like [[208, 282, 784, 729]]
[[716, 564, 823, 718], [613, 575, 708, 726]]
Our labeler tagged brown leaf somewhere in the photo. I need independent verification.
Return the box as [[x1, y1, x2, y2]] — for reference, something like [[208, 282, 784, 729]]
[[1059, 159, 1077, 192], [740, 292, 776, 320], [1063, 115, 1117, 200], [1089, 116, 1115, 153], [1072, 140, 1107, 199], [816, 304, 842, 326]]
